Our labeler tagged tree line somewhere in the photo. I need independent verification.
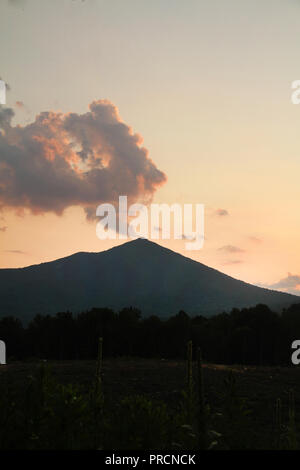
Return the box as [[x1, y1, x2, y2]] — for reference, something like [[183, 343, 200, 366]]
[[1, 303, 300, 365]]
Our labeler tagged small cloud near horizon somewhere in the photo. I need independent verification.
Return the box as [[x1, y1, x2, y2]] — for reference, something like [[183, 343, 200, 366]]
[[222, 259, 243, 265], [218, 245, 245, 254], [259, 273, 300, 296], [269, 273, 300, 290]]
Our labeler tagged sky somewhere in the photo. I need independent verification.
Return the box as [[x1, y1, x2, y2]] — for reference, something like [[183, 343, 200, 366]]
[[0, 0, 300, 295]]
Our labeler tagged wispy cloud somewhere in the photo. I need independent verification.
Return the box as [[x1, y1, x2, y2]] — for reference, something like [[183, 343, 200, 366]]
[[3, 249, 28, 255], [218, 245, 245, 254], [222, 259, 243, 265], [215, 209, 229, 217], [248, 236, 262, 244]]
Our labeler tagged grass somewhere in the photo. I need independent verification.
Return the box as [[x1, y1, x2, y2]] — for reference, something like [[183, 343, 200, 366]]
[[1, 351, 300, 449]]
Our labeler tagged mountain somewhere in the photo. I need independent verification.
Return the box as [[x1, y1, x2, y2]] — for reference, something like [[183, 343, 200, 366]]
[[0, 238, 299, 322]]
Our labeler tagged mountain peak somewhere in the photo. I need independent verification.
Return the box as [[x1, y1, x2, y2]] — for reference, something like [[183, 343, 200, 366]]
[[125, 237, 152, 245], [112, 237, 169, 254], [0, 239, 299, 321]]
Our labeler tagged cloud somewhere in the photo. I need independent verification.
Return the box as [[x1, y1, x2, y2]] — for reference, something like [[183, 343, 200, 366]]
[[248, 236, 262, 244], [0, 100, 166, 219], [218, 245, 245, 253], [3, 249, 27, 254], [0, 226, 7, 232], [215, 209, 229, 217], [269, 273, 300, 290], [223, 259, 244, 266]]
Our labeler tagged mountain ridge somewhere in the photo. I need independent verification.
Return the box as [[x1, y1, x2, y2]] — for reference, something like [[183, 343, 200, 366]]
[[0, 238, 298, 321]]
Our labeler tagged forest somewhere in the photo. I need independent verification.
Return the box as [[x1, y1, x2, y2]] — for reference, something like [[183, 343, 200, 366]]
[[1, 302, 300, 365]]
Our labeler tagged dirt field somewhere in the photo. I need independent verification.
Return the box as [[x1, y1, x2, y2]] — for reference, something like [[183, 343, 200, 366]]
[[1, 359, 300, 449]]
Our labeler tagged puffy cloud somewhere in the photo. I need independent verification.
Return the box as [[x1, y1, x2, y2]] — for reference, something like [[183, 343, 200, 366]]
[[0, 226, 7, 232], [0, 100, 166, 218], [218, 245, 245, 253]]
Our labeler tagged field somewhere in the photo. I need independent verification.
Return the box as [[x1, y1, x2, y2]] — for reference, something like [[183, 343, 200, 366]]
[[1, 358, 300, 449]]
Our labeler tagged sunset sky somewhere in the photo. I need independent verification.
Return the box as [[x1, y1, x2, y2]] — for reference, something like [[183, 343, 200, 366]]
[[1, 0, 300, 294]]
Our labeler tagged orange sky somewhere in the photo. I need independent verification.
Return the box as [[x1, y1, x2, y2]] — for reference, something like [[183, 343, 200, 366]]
[[1, 0, 300, 295]]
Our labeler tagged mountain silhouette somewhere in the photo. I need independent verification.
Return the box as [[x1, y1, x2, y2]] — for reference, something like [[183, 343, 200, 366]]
[[0, 238, 298, 321]]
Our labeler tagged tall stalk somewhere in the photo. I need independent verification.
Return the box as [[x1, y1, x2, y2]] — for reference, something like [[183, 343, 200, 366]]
[[186, 340, 193, 423], [96, 336, 103, 395], [197, 347, 207, 448], [94, 336, 103, 448]]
